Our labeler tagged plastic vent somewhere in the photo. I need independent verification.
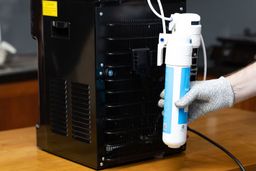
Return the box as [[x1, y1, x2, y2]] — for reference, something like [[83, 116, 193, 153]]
[[191, 49, 199, 81], [71, 82, 92, 143], [49, 79, 68, 136]]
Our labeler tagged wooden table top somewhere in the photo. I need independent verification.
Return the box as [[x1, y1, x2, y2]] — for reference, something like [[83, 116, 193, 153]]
[[0, 108, 256, 171]]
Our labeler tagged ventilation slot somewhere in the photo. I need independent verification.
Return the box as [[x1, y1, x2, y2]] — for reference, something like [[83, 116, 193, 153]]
[[71, 82, 92, 143], [191, 48, 199, 81], [49, 79, 68, 136]]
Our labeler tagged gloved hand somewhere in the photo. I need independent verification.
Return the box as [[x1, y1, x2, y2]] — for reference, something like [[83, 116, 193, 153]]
[[158, 77, 235, 122]]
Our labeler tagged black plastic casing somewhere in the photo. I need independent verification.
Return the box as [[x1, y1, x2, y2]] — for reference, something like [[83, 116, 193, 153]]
[[31, 0, 191, 169]]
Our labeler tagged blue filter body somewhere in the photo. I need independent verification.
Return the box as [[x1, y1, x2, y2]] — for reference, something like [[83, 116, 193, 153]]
[[162, 66, 190, 147]]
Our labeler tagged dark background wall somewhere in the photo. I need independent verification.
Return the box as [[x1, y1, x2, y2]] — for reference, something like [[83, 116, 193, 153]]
[[187, 0, 256, 46], [0, 0, 36, 54]]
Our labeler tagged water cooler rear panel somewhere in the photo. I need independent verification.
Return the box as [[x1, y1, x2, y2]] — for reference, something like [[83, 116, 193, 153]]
[[34, 0, 189, 169], [94, 1, 186, 168]]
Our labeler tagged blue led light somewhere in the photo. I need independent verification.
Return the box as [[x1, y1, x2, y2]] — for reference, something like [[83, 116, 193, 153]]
[[108, 70, 114, 77], [160, 38, 164, 42]]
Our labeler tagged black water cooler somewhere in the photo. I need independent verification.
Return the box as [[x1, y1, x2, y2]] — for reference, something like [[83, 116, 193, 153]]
[[30, 0, 198, 169]]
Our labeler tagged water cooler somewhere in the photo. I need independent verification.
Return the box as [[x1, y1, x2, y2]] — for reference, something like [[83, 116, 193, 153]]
[[30, 0, 198, 169]]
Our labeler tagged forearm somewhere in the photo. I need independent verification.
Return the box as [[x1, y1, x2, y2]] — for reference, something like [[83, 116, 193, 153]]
[[226, 62, 256, 103]]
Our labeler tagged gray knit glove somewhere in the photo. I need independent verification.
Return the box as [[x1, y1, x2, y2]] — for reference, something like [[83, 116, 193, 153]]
[[158, 77, 235, 122]]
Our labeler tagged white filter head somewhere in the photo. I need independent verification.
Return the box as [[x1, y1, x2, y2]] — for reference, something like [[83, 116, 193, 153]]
[[169, 13, 202, 48], [169, 13, 200, 32]]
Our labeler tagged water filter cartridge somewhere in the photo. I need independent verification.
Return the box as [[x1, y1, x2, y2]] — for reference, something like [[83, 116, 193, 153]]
[[158, 33, 192, 148], [156, 13, 201, 148], [162, 66, 190, 148]]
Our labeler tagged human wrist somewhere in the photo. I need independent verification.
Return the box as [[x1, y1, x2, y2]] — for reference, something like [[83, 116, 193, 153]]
[[225, 62, 256, 103], [218, 76, 235, 107], [225, 74, 242, 104]]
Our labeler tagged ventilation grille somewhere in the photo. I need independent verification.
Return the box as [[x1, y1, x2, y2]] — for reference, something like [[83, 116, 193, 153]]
[[101, 19, 198, 158], [102, 21, 164, 157], [71, 82, 92, 143], [104, 21, 160, 69], [48, 79, 92, 143], [49, 79, 68, 136]]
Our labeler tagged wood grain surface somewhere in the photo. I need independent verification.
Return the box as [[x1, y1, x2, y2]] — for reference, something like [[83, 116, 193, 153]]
[[0, 80, 39, 131], [0, 108, 256, 171]]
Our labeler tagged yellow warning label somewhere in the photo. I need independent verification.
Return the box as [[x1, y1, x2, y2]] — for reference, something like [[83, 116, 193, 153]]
[[43, 1, 58, 17]]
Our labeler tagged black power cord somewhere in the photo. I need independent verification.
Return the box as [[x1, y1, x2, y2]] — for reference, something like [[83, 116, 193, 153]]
[[188, 127, 246, 171]]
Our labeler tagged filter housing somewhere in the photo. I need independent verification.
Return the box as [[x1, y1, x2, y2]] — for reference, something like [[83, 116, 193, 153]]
[[31, 0, 198, 169]]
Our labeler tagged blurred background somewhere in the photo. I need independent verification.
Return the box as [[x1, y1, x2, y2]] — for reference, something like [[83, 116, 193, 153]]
[[0, 0, 37, 131], [0, 0, 256, 131], [0, 0, 36, 53], [188, 0, 256, 73]]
